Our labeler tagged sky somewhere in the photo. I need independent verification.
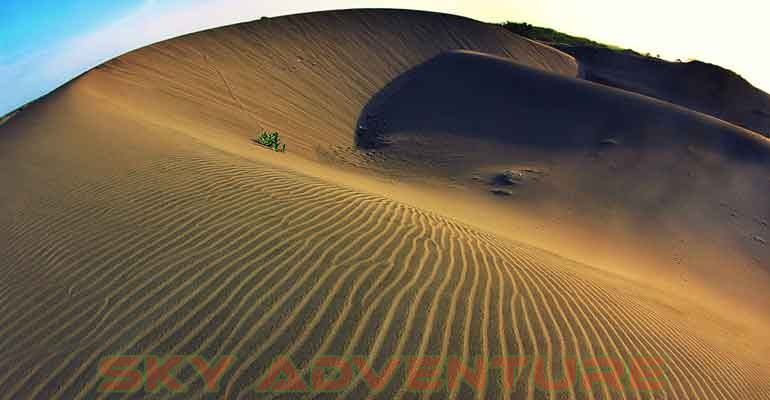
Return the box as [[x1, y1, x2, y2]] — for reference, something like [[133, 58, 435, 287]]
[[1, 0, 769, 115]]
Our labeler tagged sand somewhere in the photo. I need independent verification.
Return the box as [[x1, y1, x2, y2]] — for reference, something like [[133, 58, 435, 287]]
[[558, 45, 770, 137], [0, 8, 769, 399]]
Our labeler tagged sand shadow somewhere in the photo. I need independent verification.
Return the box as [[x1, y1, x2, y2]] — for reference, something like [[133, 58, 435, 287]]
[[355, 50, 770, 162]]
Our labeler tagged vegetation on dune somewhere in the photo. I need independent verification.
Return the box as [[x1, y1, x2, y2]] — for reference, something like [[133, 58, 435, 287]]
[[501, 22, 618, 49], [254, 131, 286, 152], [501, 22, 644, 56]]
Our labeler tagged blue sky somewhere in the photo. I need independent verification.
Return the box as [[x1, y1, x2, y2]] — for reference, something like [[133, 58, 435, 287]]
[[2, 1, 769, 116], [0, 0, 189, 113], [1, 0, 141, 62]]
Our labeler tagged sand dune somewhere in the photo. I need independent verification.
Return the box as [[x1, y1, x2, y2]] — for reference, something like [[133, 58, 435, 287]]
[[1, 8, 770, 399], [361, 50, 769, 154], [1, 148, 769, 399], [351, 49, 770, 319], [83, 9, 577, 159], [558, 45, 770, 137]]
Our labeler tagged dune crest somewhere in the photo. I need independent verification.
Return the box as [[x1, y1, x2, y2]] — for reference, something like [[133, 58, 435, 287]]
[[82, 9, 577, 158], [1, 9, 769, 399], [558, 45, 770, 137]]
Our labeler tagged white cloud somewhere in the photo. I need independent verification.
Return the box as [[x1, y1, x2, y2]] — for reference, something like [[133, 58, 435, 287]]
[[1, 0, 444, 113]]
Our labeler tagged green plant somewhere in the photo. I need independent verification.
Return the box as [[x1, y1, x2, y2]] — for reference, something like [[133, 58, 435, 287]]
[[500, 22, 640, 55], [255, 131, 286, 152]]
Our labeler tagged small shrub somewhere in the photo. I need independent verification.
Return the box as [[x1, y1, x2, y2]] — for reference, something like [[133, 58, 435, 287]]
[[255, 131, 286, 152], [501, 22, 640, 55]]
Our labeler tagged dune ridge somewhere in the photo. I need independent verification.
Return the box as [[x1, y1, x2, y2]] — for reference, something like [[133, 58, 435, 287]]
[[80, 9, 577, 158], [0, 8, 769, 399], [557, 45, 770, 137]]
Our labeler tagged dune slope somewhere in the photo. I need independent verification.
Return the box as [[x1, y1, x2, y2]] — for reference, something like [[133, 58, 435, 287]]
[[85, 9, 577, 158], [1, 91, 769, 399], [1, 9, 769, 400], [349, 50, 770, 344], [557, 45, 770, 137]]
